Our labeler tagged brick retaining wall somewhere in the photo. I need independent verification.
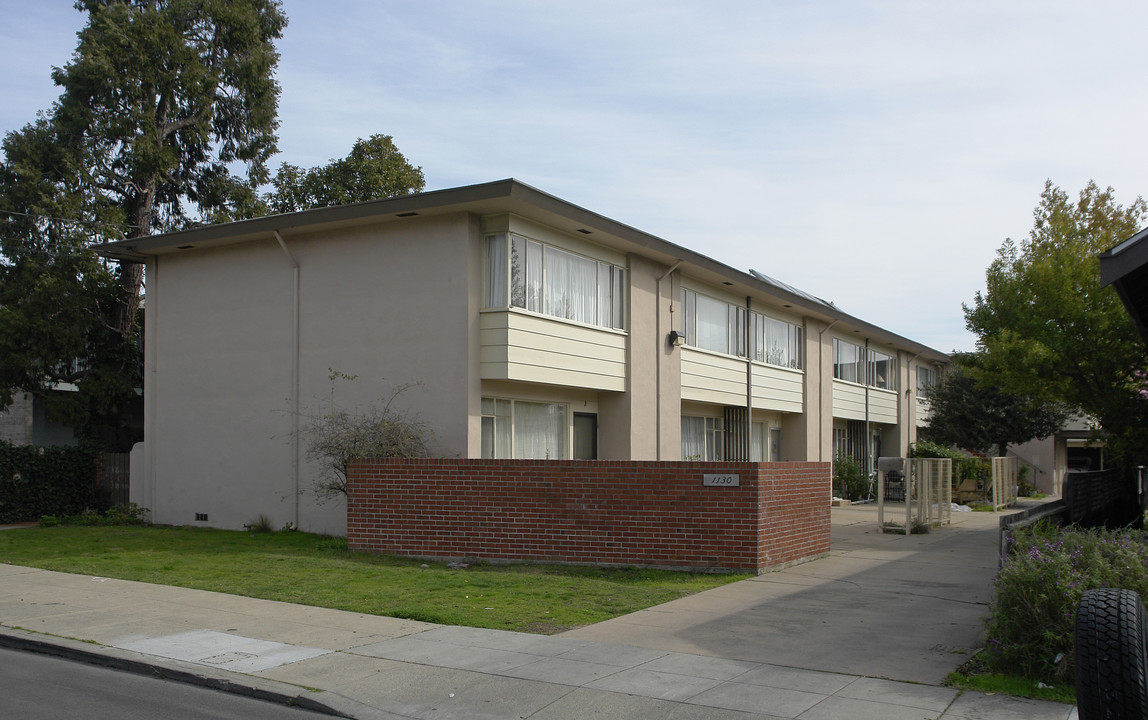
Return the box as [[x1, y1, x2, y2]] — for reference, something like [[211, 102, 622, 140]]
[[347, 459, 831, 573]]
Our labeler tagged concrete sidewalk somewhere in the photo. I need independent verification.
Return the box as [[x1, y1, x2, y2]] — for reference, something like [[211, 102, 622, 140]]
[[0, 505, 1076, 720]]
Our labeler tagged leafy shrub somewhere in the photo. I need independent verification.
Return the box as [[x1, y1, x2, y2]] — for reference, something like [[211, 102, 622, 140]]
[[245, 514, 274, 533], [984, 523, 1148, 685], [42, 504, 149, 527], [832, 453, 869, 500], [299, 373, 436, 501], [0, 441, 102, 522]]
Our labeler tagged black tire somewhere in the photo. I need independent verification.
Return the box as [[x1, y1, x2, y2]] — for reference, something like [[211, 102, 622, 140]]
[[1075, 588, 1148, 720]]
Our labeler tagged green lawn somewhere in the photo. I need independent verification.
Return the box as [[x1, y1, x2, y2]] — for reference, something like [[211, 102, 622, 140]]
[[0, 525, 750, 633]]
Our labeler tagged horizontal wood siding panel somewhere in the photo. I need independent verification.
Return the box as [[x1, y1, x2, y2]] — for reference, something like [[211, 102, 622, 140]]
[[681, 350, 747, 405], [480, 312, 626, 391], [832, 381, 867, 420], [869, 389, 898, 424], [751, 365, 804, 413], [832, 382, 900, 423]]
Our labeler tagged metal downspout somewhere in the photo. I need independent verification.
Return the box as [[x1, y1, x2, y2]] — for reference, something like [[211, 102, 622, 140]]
[[906, 351, 922, 452], [817, 319, 839, 462], [147, 259, 158, 518], [656, 261, 683, 461], [864, 338, 871, 475], [273, 231, 301, 529], [745, 296, 753, 461]]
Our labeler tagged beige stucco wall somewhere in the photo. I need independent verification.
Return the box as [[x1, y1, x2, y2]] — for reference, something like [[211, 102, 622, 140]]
[[598, 254, 679, 459], [139, 213, 478, 533]]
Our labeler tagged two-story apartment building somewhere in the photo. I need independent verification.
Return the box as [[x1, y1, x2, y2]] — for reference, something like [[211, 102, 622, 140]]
[[98, 179, 948, 534]]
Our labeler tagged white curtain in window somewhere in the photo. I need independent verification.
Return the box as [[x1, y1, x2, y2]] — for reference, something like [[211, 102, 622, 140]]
[[681, 416, 706, 460], [484, 234, 507, 308], [526, 240, 543, 312], [513, 400, 567, 459], [765, 317, 789, 367], [545, 247, 596, 323], [695, 294, 729, 353], [750, 422, 766, 462], [835, 340, 862, 383]]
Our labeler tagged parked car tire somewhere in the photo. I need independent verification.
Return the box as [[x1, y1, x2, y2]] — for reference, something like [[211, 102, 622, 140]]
[[1075, 588, 1148, 720]]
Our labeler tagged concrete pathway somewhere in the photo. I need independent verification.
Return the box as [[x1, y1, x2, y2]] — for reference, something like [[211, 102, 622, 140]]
[[563, 503, 1004, 685], [0, 504, 1076, 719]]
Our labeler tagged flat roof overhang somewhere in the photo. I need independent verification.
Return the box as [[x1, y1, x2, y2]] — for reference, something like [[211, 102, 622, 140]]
[[96, 178, 950, 364], [1099, 227, 1148, 344]]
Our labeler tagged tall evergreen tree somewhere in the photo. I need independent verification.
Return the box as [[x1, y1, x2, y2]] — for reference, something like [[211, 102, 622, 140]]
[[0, 0, 287, 447]]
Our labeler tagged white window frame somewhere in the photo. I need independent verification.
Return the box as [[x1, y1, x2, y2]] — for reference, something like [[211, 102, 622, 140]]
[[483, 232, 626, 331], [681, 415, 724, 461], [751, 312, 803, 370], [679, 288, 747, 357], [481, 397, 570, 460]]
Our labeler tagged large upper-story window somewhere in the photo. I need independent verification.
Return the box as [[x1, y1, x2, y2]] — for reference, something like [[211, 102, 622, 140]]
[[834, 338, 898, 390], [751, 313, 803, 370], [916, 365, 936, 395], [833, 339, 864, 383], [484, 233, 625, 330], [680, 287, 802, 369], [868, 349, 896, 390]]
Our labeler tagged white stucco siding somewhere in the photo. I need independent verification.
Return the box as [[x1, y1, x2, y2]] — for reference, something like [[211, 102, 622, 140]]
[[479, 311, 626, 391], [147, 213, 476, 535], [751, 364, 804, 413], [149, 239, 297, 532], [681, 349, 747, 405], [832, 380, 898, 423]]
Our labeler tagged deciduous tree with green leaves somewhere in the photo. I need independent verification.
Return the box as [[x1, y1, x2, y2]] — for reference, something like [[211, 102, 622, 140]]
[[265, 134, 425, 214], [964, 181, 1148, 464]]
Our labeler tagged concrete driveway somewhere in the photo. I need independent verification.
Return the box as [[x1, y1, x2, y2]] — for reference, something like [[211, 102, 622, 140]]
[[562, 503, 1011, 685]]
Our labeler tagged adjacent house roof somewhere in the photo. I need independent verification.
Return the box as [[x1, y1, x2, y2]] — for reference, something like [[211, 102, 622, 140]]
[[1099, 227, 1148, 343], [96, 178, 950, 363]]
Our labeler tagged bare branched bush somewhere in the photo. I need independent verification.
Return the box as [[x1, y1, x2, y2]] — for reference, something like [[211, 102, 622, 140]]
[[299, 375, 435, 501]]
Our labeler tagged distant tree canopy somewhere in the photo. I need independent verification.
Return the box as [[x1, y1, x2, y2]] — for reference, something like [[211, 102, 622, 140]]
[[963, 181, 1148, 465], [920, 355, 1068, 458], [266, 134, 425, 214]]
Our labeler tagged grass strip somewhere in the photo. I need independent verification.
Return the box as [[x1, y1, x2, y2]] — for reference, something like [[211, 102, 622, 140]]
[[0, 525, 749, 633]]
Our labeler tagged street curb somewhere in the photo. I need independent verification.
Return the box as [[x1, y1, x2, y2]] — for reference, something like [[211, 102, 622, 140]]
[[0, 627, 353, 718]]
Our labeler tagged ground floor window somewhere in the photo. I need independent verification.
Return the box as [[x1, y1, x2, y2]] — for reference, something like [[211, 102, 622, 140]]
[[682, 416, 723, 461], [751, 422, 782, 461], [481, 397, 569, 459]]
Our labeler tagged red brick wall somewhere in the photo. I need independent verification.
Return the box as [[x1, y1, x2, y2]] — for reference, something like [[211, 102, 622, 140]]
[[347, 459, 830, 573]]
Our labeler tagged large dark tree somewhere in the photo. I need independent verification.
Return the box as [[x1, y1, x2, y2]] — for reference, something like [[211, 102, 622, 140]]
[[964, 181, 1148, 465], [921, 356, 1068, 457], [0, 0, 287, 448]]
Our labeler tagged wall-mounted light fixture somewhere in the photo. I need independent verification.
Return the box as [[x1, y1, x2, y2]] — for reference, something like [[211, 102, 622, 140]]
[[668, 330, 686, 347]]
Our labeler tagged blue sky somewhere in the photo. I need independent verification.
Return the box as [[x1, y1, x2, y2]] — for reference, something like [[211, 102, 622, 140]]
[[3, 1, 1146, 353]]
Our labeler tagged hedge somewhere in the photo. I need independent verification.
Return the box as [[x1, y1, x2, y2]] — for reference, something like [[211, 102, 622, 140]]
[[0, 441, 104, 523]]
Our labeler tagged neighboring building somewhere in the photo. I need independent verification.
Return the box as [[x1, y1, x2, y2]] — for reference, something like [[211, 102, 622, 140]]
[[1009, 415, 1106, 496], [97, 179, 948, 534], [0, 391, 77, 447]]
